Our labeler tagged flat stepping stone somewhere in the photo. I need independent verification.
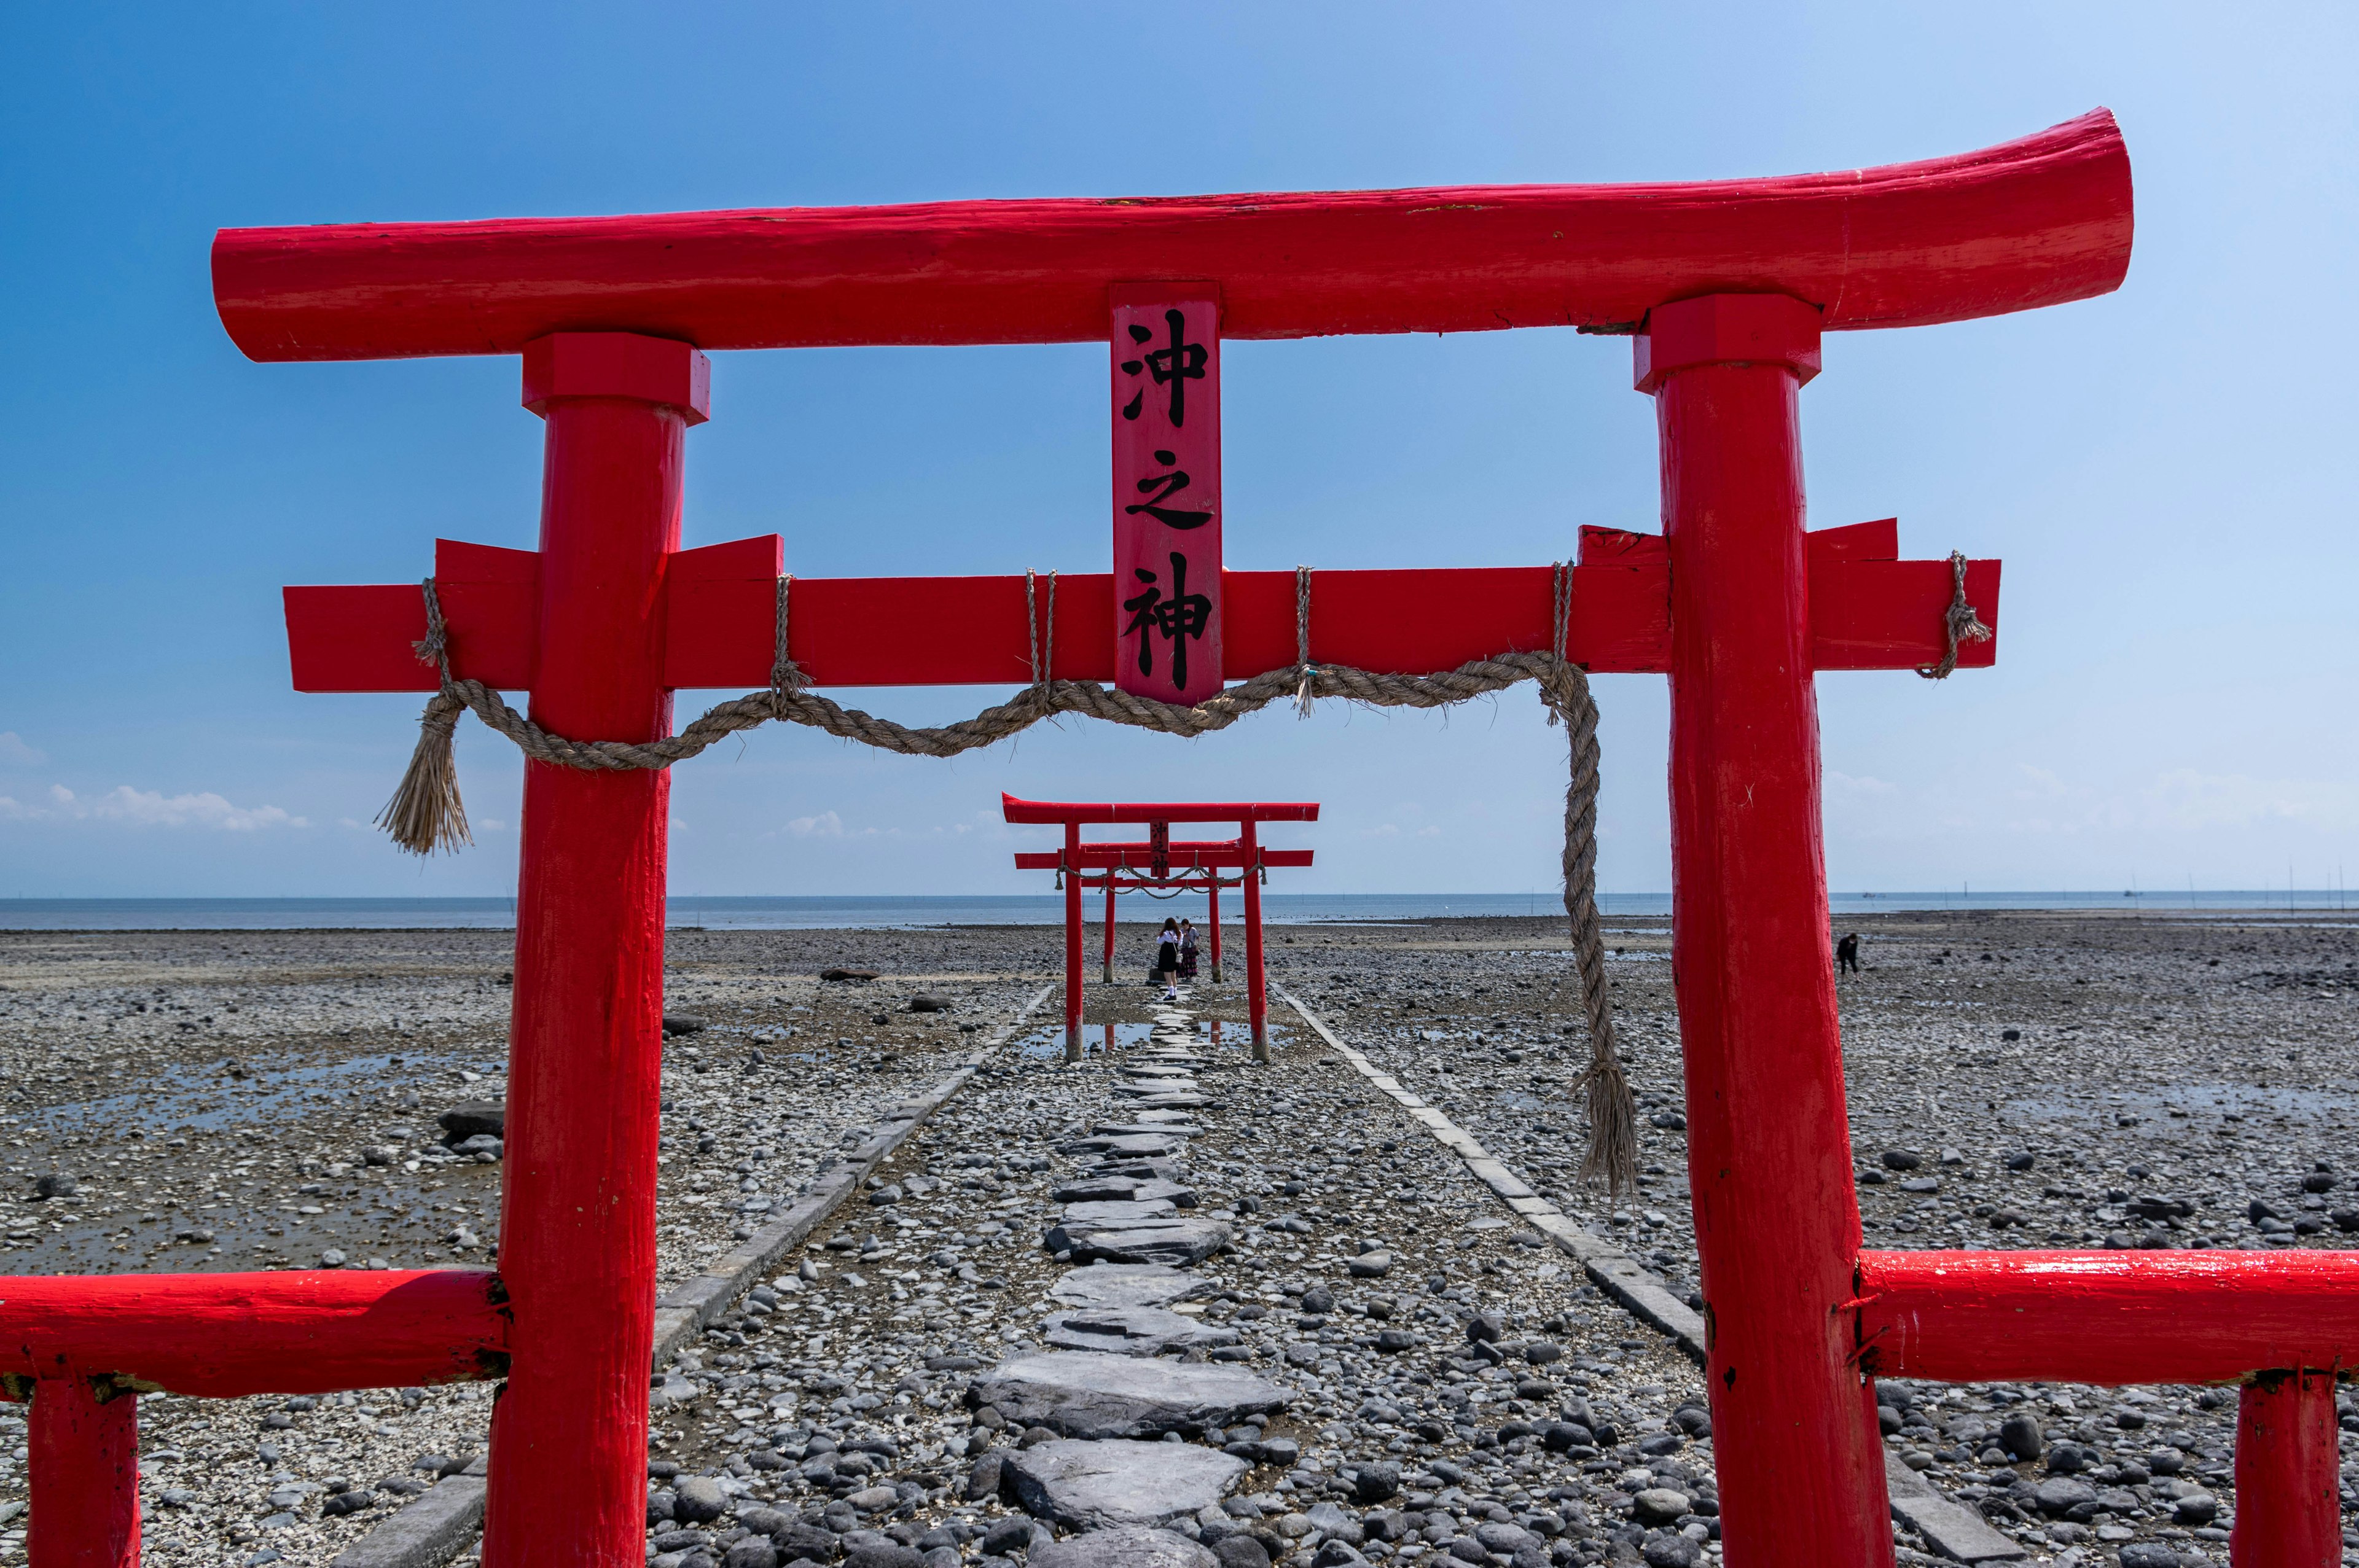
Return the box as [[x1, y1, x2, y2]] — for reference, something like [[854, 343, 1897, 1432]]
[[1049, 1265, 1213, 1310], [1042, 1306, 1241, 1357], [1066, 1134, 1188, 1157], [1117, 1094, 1210, 1110], [1093, 1122, 1201, 1139], [1060, 1199, 1177, 1225], [1030, 1528, 1216, 1568], [974, 1351, 1293, 1439], [1047, 1215, 1234, 1267], [1004, 1440, 1249, 1530], [1052, 1177, 1197, 1207]]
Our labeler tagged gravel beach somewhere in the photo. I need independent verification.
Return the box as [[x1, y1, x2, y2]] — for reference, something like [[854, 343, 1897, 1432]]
[[0, 910, 2349, 1567]]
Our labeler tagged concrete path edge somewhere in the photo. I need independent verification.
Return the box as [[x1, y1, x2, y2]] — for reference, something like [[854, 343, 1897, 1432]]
[[1277, 990, 2024, 1566]]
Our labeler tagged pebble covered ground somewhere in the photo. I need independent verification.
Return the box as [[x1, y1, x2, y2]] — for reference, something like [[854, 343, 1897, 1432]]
[[0, 910, 2352, 1568]]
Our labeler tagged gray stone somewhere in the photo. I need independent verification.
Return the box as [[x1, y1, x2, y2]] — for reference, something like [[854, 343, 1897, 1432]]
[[2116, 1546, 2181, 1568], [1630, 1490, 1689, 1527], [675, 1476, 728, 1524], [1049, 1265, 1214, 1310], [724, 1543, 781, 1568], [1028, 1527, 1220, 1568], [1305, 1502, 1363, 1545], [437, 1102, 505, 1140], [844, 1547, 925, 1568], [1210, 1539, 1270, 1568], [1345, 1251, 1392, 1279], [2033, 1477, 2095, 1518], [1062, 1199, 1180, 1225], [1998, 1412, 2042, 1461], [1003, 1440, 1249, 1529], [1046, 1217, 1234, 1267], [1073, 1134, 1189, 1156], [1044, 1306, 1242, 1357], [972, 1352, 1293, 1439], [2172, 1490, 2218, 1526], [845, 1485, 901, 1513], [1053, 1177, 1199, 1207]]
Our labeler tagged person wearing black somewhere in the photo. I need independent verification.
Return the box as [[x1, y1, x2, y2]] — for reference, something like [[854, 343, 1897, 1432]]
[[1176, 919, 1199, 981], [1155, 918, 1181, 999], [1836, 932, 1861, 975]]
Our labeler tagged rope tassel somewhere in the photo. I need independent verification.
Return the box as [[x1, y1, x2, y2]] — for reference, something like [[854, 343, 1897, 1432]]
[[377, 579, 473, 856], [377, 690, 473, 856]]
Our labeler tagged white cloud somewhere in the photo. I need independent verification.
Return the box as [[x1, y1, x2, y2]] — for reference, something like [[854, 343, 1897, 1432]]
[[788, 811, 845, 838], [2, 783, 305, 832], [0, 733, 44, 768], [1826, 770, 1895, 795]]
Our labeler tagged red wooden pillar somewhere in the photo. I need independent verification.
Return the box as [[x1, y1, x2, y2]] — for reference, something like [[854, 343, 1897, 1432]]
[[1103, 878, 1117, 983], [28, 1375, 138, 1567], [485, 332, 706, 1568], [1063, 824, 1085, 1061], [1241, 823, 1268, 1061], [1208, 878, 1223, 983], [2232, 1370, 2341, 1567], [1640, 294, 1889, 1568]]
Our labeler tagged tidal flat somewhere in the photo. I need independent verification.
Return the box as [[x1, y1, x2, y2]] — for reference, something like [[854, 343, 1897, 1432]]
[[0, 910, 2347, 1567]]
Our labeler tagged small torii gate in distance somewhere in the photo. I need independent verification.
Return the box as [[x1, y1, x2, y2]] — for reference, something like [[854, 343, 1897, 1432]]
[[1001, 793, 1316, 1061], [15, 108, 2353, 1568]]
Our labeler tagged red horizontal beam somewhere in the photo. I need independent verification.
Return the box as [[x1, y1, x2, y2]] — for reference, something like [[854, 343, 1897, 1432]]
[[0, 1270, 509, 1398], [1079, 876, 1237, 891], [1004, 796, 1319, 825], [1015, 849, 1314, 870], [286, 534, 1994, 694], [1853, 1250, 2359, 1386], [214, 113, 2130, 362]]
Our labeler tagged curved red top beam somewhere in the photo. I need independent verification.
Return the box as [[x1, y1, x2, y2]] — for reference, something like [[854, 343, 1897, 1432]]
[[213, 112, 2130, 363], [1002, 794, 1318, 825]]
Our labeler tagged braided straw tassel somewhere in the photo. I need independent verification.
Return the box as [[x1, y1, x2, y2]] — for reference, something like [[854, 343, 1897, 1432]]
[[375, 580, 474, 856]]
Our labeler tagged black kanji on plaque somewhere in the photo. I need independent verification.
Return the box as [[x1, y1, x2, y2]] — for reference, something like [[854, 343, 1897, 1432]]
[[1120, 309, 1209, 427], [1124, 448, 1213, 530], [1122, 552, 1213, 688]]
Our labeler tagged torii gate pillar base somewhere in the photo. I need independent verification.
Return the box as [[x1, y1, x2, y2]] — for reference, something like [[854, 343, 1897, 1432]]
[[1065, 1028, 1084, 1063], [2231, 1371, 2341, 1567], [29, 1374, 139, 1567]]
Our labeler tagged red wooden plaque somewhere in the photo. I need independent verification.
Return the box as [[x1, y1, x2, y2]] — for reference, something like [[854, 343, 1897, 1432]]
[[1111, 286, 1221, 703]]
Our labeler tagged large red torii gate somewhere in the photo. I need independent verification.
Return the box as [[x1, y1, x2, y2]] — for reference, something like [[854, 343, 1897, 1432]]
[[1002, 792, 1317, 1060], [16, 109, 2350, 1568]]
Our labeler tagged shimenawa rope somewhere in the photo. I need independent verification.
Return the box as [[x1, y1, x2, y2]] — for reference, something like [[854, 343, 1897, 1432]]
[[376, 563, 1627, 1187]]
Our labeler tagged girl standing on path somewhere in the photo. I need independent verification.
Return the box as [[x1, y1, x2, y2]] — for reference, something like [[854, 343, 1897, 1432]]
[[1154, 918, 1181, 999]]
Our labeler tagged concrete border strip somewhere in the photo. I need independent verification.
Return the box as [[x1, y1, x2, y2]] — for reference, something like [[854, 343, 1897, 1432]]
[[1278, 989, 2024, 1566], [332, 983, 1052, 1568]]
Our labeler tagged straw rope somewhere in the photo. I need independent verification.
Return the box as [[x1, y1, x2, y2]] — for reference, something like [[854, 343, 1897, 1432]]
[[377, 564, 1633, 1186]]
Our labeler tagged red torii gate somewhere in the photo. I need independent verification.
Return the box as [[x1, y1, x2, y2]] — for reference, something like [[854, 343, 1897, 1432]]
[[1001, 793, 1317, 1060], [12, 108, 2353, 1568]]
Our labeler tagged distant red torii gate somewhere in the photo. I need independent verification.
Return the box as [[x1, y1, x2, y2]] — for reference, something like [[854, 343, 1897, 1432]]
[[22, 108, 2348, 1568], [1003, 793, 1316, 1061]]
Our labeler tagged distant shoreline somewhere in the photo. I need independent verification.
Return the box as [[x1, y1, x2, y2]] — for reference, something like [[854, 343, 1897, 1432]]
[[3, 891, 2355, 931]]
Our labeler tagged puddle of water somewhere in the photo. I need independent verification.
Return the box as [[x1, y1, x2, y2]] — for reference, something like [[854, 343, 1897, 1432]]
[[37, 1048, 492, 1135], [1009, 1018, 1294, 1059], [2003, 1082, 2355, 1123]]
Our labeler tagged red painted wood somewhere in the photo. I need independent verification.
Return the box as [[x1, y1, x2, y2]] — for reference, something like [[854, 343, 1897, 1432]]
[[0, 1269, 509, 1397], [1208, 880, 1221, 980], [486, 333, 700, 1568], [28, 1375, 136, 1568], [1003, 795, 1320, 825], [1102, 880, 1116, 983], [1647, 295, 1890, 1568], [1812, 559, 1998, 671], [1113, 288, 1223, 703], [214, 114, 2131, 362], [285, 545, 1993, 695], [1807, 518, 1898, 562], [665, 535, 784, 692], [1015, 848, 1313, 870], [1241, 821, 1267, 1050], [1853, 1250, 2359, 1383], [2233, 1371, 2341, 1568], [1064, 823, 1084, 1050]]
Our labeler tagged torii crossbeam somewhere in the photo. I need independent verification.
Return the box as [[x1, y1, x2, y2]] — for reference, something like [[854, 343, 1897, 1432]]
[[1003, 793, 1317, 1061], [23, 111, 2346, 1568]]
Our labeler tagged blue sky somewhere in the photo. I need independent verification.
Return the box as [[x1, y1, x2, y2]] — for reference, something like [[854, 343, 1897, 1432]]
[[3, 2, 2355, 899]]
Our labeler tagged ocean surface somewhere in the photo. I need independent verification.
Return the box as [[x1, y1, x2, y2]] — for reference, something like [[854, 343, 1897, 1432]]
[[2, 890, 2352, 931]]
